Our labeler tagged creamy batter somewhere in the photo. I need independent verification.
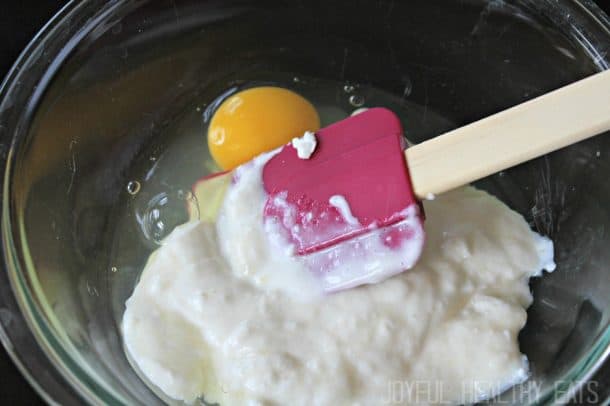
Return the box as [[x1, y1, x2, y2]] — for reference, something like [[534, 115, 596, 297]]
[[123, 154, 555, 405], [291, 130, 317, 159], [328, 195, 360, 226]]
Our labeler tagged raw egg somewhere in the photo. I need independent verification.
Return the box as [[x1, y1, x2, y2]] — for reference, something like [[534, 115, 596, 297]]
[[208, 86, 320, 170]]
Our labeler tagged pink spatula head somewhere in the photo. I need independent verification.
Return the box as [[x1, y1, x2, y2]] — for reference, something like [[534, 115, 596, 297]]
[[262, 108, 425, 292]]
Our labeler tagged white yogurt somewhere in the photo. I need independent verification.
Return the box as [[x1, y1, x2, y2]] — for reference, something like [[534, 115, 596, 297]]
[[226, 154, 425, 292], [351, 107, 369, 116], [291, 130, 317, 159], [328, 195, 360, 226], [123, 162, 555, 405], [216, 151, 320, 300]]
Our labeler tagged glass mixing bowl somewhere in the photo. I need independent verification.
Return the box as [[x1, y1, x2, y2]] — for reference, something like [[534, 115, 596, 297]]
[[0, 0, 608, 404]]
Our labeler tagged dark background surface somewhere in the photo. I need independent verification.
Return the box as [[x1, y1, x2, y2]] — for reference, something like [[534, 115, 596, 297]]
[[0, 0, 609, 404]]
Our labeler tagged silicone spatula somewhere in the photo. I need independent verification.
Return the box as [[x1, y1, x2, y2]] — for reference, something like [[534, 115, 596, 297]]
[[261, 69, 610, 291]]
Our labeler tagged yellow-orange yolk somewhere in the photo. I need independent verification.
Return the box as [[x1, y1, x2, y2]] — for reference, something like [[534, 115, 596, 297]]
[[207, 86, 320, 170]]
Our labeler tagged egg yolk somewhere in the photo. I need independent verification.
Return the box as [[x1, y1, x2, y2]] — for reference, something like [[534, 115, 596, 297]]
[[208, 86, 320, 170]]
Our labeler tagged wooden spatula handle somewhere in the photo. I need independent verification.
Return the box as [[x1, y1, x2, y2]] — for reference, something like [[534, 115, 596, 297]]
[[405, 69, 610, 200]]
